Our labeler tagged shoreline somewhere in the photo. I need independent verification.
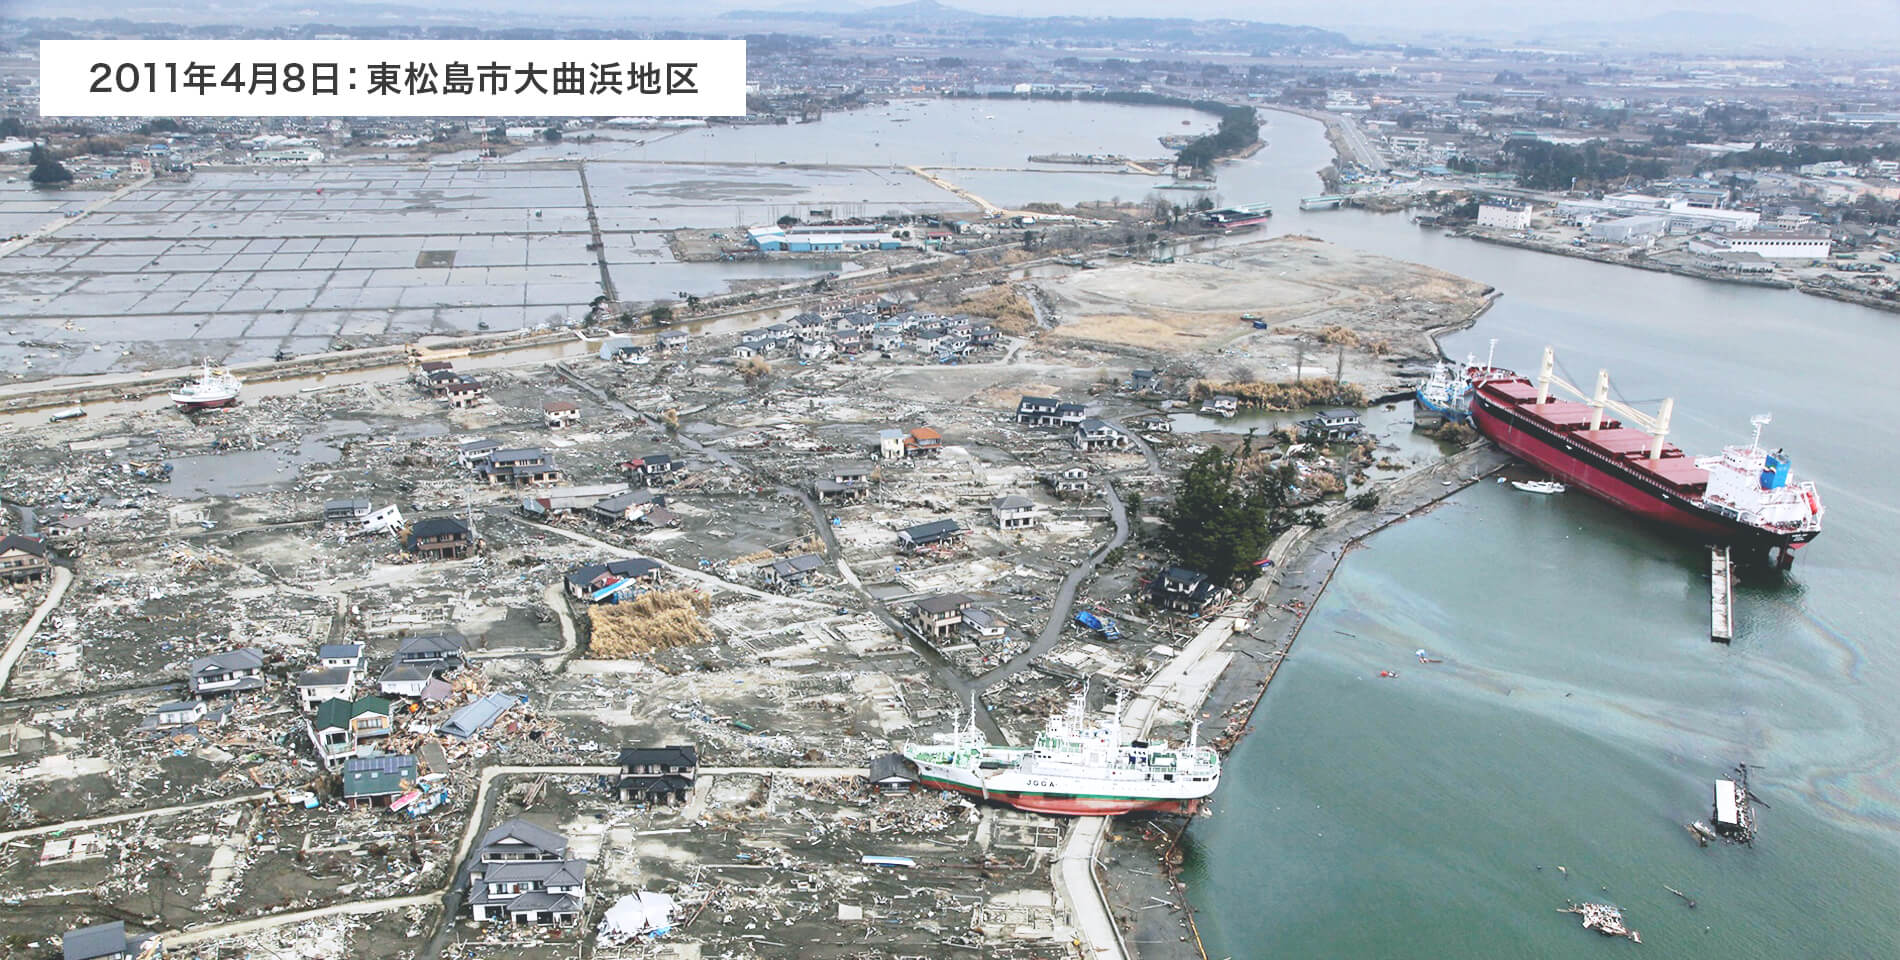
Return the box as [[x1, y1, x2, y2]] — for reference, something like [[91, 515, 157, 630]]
[[1459, 230, 1900, 314], [1451, 227, 1900, 318], [1103, 439, 1513, 959]]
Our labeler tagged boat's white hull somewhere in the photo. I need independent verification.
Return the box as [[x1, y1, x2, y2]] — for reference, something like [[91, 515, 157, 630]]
[[1512, 481, 1565, 495], [906, 757, 1216, 816], [171, 391, 239, 411]]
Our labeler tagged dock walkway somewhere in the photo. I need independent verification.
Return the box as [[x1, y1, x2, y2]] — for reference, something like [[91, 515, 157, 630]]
[[1711, 546, 1734, 642]]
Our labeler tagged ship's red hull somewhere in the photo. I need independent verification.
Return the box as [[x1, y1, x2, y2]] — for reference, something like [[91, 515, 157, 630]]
[[174, 397, 237, 412], [1470, 393, 1816, 552], [1216, 215, 1271, 232], [916, 775, 1201, 816]]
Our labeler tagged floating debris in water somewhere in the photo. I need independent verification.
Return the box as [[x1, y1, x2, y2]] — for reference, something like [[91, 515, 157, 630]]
[[1560, 901, 1641, 943]]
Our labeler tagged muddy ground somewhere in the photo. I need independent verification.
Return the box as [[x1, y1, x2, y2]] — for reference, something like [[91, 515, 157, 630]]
[[0, 235, 1487, 958]]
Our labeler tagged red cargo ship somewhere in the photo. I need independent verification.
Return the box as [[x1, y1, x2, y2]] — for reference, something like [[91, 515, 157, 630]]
[[1468, 347, 1823, 568]]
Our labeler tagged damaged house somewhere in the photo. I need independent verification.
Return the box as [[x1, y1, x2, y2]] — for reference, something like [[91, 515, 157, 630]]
[[815, 461, 874, 504], [542, 401, 581, 429], [589, 488, 662, 525], [764, 552, 825, 588], [617, 745, 699, 805], [323, 499, 372, 524], [564, 557, 663, 603], [0, 534, 50, 584], [1297, 408, 1365, 442], [902, 426, 944, 457], [1072, 418, 1134, 452], [60, 921, 153, 960], [1042, 465, 1090, 495], [467, 819, 587, 925], [442, 377, 486, 408], [308, 695, 393, 767], [868, 753, 920, 796], [1153, 566, 1222, 613], [621, 453, 686, 487], [990, 495, 1036, 530], [187, 647, 265, 696], [475, 448, 564, 487], [456, 438, 502, 469], [395, 632, 466, 669], [897, 518, 963, 553], [407, 517, 474, 560], [342, 752, 419, 808], [295, 666, 356, 712], [912, 592, 973, 639]]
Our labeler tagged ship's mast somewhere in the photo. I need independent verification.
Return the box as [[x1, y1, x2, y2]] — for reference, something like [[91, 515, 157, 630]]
[[1648, 398, 1673, 461], [1535, 345, 1554, 406], [1750, 414, 1771, 453], [1531, 345, 1675, 460], [1588, 368, 1609, 432]]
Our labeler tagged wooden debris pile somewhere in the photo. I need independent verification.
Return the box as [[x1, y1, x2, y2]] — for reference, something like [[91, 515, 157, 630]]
[[587, 589, 714, 657]]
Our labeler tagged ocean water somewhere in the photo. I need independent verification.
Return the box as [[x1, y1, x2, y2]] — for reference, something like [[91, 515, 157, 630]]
[[1184, 112, 1900, 958]]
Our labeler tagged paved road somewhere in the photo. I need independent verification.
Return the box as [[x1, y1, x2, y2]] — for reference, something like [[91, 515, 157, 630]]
[[0, 175, 151, 259], [0, 565, 72, 697], [785, 486, 1008, 743], [964, 481, 1128, 692], [1333, 113, 1385, 170], [0, 789, 273, 845], [505, 511, 832, 610]]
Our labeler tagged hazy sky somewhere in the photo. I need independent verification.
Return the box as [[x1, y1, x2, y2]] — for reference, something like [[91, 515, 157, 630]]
[[5, 0, 1898, 47], [939, 0, 1898, 38]]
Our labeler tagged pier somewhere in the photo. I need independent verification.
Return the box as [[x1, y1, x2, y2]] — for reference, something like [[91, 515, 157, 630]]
[[1710, 546, 1734, 642], [1299, 195, 1347, 210], [1713, 766, 1757, 842]]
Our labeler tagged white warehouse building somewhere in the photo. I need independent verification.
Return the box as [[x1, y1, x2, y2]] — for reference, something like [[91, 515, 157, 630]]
[[1589, 214, 1670, 244], [1558, 194, 1760, 233], [1691, 231, 1832, 260], [1476, 201, 1533, 231]]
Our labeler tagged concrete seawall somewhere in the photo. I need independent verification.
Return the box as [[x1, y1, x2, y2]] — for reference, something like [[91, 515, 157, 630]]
[[1106, 440, 1513, 959]]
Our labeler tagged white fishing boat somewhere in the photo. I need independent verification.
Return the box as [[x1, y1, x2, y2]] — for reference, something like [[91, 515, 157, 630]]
[[902, 688, 1220, 816], [169, 362, 242, 412], [1512, 480, 1566, 495]]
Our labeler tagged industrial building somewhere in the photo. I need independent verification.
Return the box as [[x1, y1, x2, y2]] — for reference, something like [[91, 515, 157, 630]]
[[1588, 214, 1669, 244], [1476, 201, 1532, 231], [1690, 231, 1832, 259], [1557, 194, 1760, 233], [748, 224, 906, 252]]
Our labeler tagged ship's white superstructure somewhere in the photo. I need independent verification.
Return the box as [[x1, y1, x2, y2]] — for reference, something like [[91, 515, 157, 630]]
[[170, 362, 242, 411]]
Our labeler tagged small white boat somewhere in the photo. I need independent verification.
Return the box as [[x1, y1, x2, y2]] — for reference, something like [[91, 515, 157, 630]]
[[170, 361, 242, 412], [1512, 480, 1566, 495]]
